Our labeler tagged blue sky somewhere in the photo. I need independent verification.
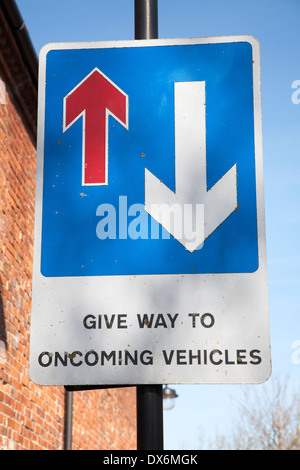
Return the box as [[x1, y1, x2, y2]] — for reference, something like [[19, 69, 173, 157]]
[[16, 0, 300, 450]]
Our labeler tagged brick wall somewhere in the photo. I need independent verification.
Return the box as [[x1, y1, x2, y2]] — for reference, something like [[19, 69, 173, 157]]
[[72, 388, 136, 450], [0, 43, 137, 451]]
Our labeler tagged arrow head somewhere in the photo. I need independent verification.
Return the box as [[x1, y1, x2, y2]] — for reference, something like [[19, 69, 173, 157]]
[[145, 168, 205, 253]]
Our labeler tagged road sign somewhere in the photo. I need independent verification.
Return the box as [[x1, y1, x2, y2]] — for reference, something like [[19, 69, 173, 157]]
[[30, 36, 271, 386]]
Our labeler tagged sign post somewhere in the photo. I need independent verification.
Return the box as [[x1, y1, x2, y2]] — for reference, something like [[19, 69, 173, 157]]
[[30, 0, 271, 452], [134, 0, 163, 451]]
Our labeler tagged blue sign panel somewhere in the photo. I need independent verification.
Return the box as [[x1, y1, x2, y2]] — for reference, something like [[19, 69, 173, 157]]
[[40, 38, 258, 277]]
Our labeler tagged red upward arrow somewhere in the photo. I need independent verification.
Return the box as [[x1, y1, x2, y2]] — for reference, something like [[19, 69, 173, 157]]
[[63, 68, 128, 186]]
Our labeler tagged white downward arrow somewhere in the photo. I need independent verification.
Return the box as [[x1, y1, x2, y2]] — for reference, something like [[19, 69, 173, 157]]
[[144, 81, 238, 253]]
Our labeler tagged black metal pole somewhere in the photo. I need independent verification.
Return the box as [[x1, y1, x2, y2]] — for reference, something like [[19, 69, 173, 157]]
[[135, 0, 158, 40], [134, 0, 163, 451], [136, 385, 164, 450], [64, 389, 73, 450]]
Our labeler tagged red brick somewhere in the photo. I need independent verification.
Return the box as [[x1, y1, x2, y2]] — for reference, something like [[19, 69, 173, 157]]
[[0, 12, 136, 450]]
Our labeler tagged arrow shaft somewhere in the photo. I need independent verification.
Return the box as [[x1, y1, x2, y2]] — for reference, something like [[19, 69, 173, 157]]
[[175, 81, 207, 199]]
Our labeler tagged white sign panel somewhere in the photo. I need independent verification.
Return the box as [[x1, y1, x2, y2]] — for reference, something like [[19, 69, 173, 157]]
[[30, 36, 271, 386]]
